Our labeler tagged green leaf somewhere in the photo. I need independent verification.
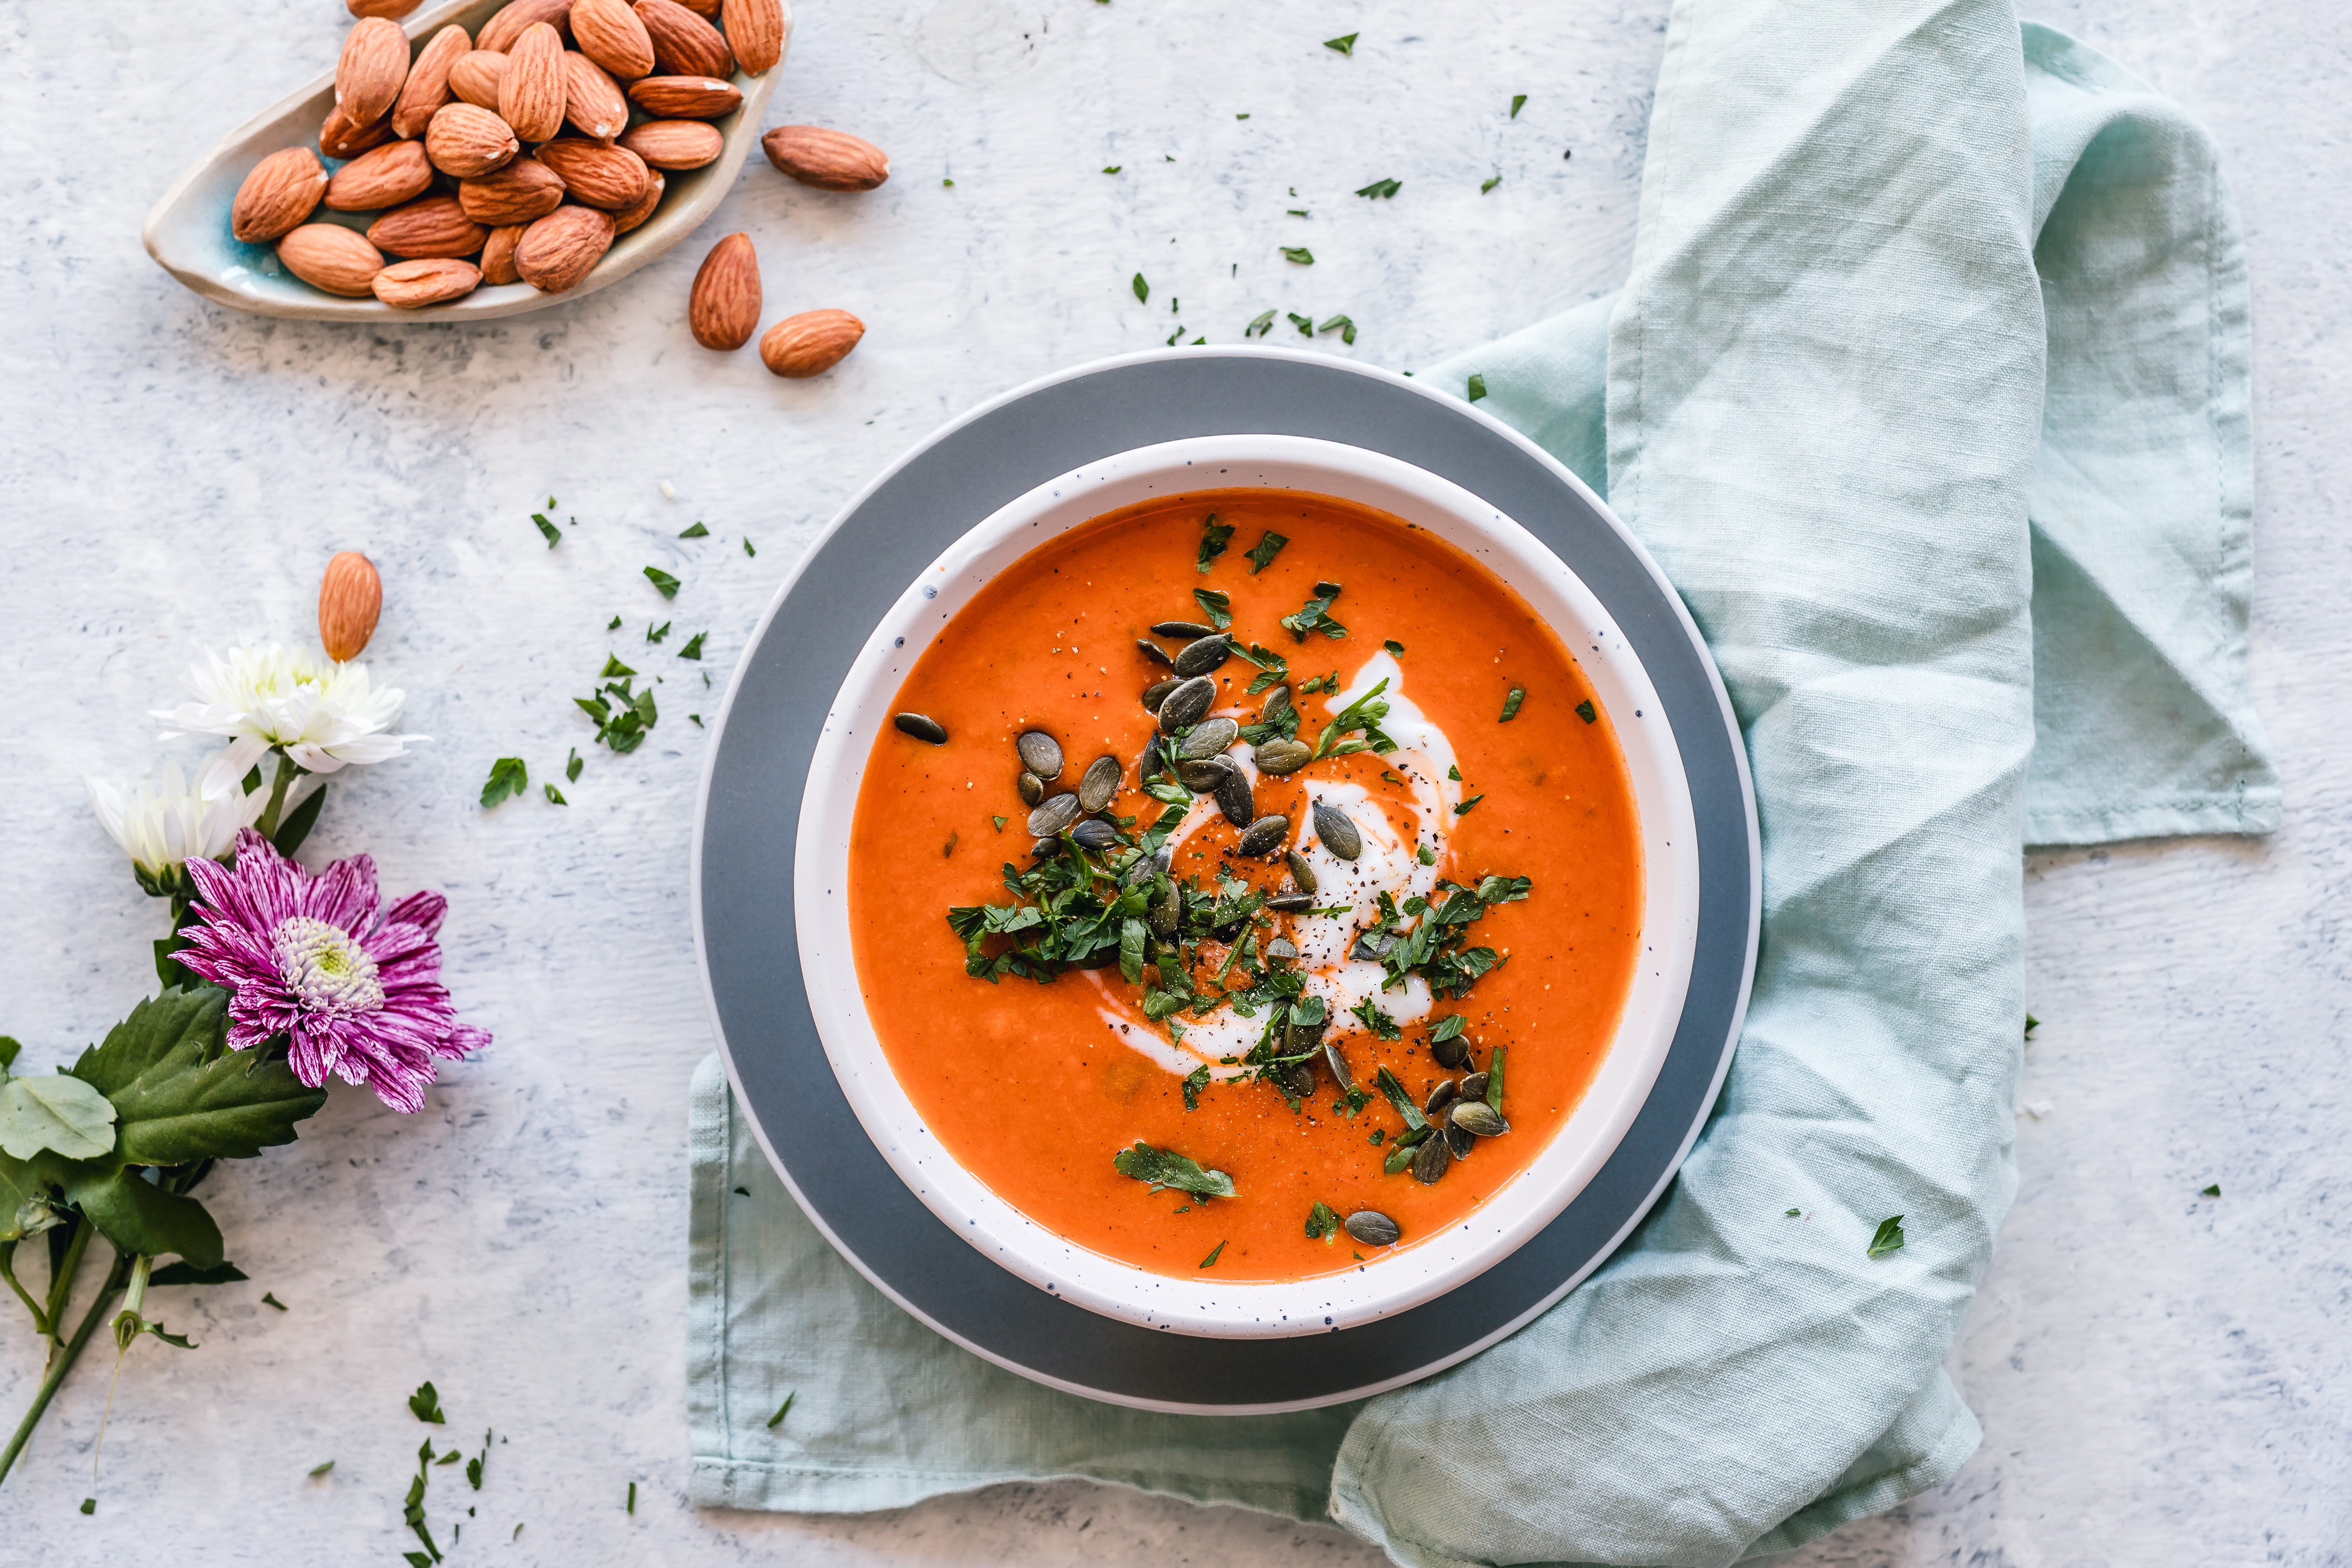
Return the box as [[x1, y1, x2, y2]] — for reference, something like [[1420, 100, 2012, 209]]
[[1486, 1045, 1505, 1110], [309, 1460, 335, 1477], [1510, 93, 1527, 118], [1305, 1201, 1340, 1241], [411, 1381, 446, 1423], [601, 655, 636, 679], [1317, 315, 1357, 345], [1785, 1207, 1802, 1218], [543, 784, 567, 806], [679, 632, 707, 661], [0, 1148, 65, 1242], [0, 1074, 116, 1160], [1191, 588, 1232, 630], [1354, 177, 1401, 199], [480, 757, 528, 808], [1196, 515, 1234, 573], [147, 1260, 248, 1287], [767, 1391, 796, 1428], [1454, 795, 1484, 815], [2202, 1182, 2221, 1197], [1375, 1067, 1426, 1132], [1287, 311, 1314, 337], [1132, 272, 1149, 304], [73, 988, 327, 1166], [1481, 175, 1502, 195], [1243, 532, 1288, 573], [0, 1037, 16, 1071], [67, 1168, 223, 1267], [1575, 698, 1597, 723], [271, 782, 329, 856], [1323, 32, 1357, 54], [1118, 918, 1146, 985], [1198, 1240, 1226, 1268], [532, 512, 561, 548], [1280, 246, 1315, 265], [644, 566, 681, 600], [80, 1498, 95, 1515], [263, 1291, 287, 1310], [1182, 1064, 1210, 1112], [1467, 373, 1488, 402], [1112, 1142, 1234, 1198], [1429, 1014, 1465, 1043], [743, 537, 756, 557], [1103, 165, 1122, 174], [1246, 308, 1275, 338], [1867, 1215, 1906, 1258], [566, 749, 583, 783], [1499, 686, 1526, 722], [678, 521, 709, 538]]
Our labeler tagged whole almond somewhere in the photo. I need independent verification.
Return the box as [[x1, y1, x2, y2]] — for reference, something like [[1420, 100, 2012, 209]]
[[459, 157, 565, 224], [760, 125, 888, 191], [336, 18, 411, 129], [625, 74, 741, 119], [318, 552, 384, 661], [613, 168, 664, 232], [392, 24, 472, 139], [759, 308, 863, 378], [515, 205, 616, 292], [561, 51, 629, 141], [500, 22, 568, 143], [349, 0, 423, 15], [319, 103, 396, 160], [373, 257, 484, 308], [448, 50, 509, 109], [689, 232, 760, 350], [635, 0, 733, 79], [367, 195, 490, 259], [477, 0, 572, 54], [536, 140, 649, 209], [571, 0, 657, 80], [481, 224, 528, 284], [620, 119, 723, 171], [231, 147, 327, 243], [278, 224, 385, 297], [425, 102, 520, 178], [721, 0, 786, 75], [673, 0, 719, 14], [325, 139, 434, 211]]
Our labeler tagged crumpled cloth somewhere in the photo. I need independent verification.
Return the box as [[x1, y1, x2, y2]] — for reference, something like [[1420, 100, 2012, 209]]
[[685, 11, 2277, 1564]]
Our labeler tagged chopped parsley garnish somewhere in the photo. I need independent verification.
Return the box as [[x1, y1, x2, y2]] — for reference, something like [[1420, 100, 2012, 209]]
[[647, 621, 671, 643], [1349, 998, 1402, 1040], [643, 566, 681, 599], [309, 1461, 335, 1477], [1115, 1142, 1235, 1198], [532, 509, 561, 547], [1318, 314, 1357, 344], [678, 521, 709, 538], [566, 748, 583, 782], [576, 671, 658, 753], [1454, 795, 1483, 815], [1485, 1045, 1505, 1109], [1281, 580, 1348, 641], [1481, 176, 1502, 195], [1193, 587, 1232, 629], [607, 614, 622, 630], [543, 783, 567, 805], [1244, 531, 1289, 573], [1354, 177, 1401, 199], [2024, 1013, 2039, 1038], [991, 814, 1007, 831], [1383, 639, 1405, 657], [479, 757, 528, 808], [1785, 1208, 1802, 1218], [1288, 311, 1314, 336], [1416, 844, 1437, 865], [1510, 93, 1528, 118], [1323, 32, 1357, 54], [1467, 373, 1488, 402], [2201, 1183, 2221, 1197], [1199, 1241, 1227, 1268], [1196, 515, 1234, 572], [1305, 1201, 1341, 1241], [409, 1382, 446, 1424], [263, 1291, 289, 1310], [1182, 1064, 1211, 1110], [1281, 246, 1315, 265], [1500, 686, 1526, 722], [743, 537, 756, 556], [1575, 698, 1597, 723], [1311, 677, 1395, 760], [601, 655, 635, 679], [767, 1393, 795, 1428], [1247, 308, 1276, 338], [1375, 1066, 1427, 1131], [1103, 165, 1122, 174], [1132, 272, 1150, 304], [1429, 1014, 1466, 1043], [679, 632, 707, 660], [1867, 1216, 1906, 1258]]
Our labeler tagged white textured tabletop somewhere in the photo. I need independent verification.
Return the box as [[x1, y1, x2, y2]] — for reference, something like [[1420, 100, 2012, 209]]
[[3, 1, 2345, 1562]]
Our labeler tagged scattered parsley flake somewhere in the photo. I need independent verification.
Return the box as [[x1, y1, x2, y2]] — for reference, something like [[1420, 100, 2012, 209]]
[[941, 177, 954, 187], [643, 566, 681, 600], [263, 1291, 288, 1311], [679, 632, 707, 660], [1237, 113, 1251, 120], [80, 1498, 95, 1515], [607, 615, 622, 630], [767, 1392, 796, 1429], [1867, 1216, 1906, 1258], [1486, 1045, 1504, 1109], [1575, 699, 1597, 723], [1454, 795, 1483, 815], [1510, 93, 1528, 118], [1305, 1201, 1341, 1241], [565, 748, 583, 782], [678, 521, 709, 538], [532, 511, 561, 547], [1416, 843, 1437, 865], [991, 814, 1007, 832], [1244, 531, 1288, 573], [1500, 686, 1526, 722], [1467, 373, 1488, 402], [1323, 32, 1358, 55], [1103, 165, 1122, 173], [1785, 1208, 1802, 1218], [409, 1382, 446, 1424], [627, 1482, 636, 1515], [2202, 1183, 2221, 1197], [1349, 997, 1402, 1040], [1317, 313, 1357, 344], [309, 1460, 335, 1477], [1281, 246, 1315, 264], [1481, 175, 1502, 194], [1354, 177, 1401, 199], [1193, 587, 1233, 628], [1196, 515, 1235, 572], [1182, 1064, 1211, 1111], [1247, 308, 1276, 338], [1283, 580, 1349, 643], [1383, 639, 1405, 657], [1199, 1240, 1227, 1268], [647, 621, 670, 643], [742, 537, 756, 557], [2024, 1013, 2039, 1038], [1114, 1142, 1236, 1198], [479, 757, 528, 808], [544, 783, 567, 805], [1133, 272, 1150, 304], [1288, 311, 1314, 336], [1287, 207, 1308, 216]]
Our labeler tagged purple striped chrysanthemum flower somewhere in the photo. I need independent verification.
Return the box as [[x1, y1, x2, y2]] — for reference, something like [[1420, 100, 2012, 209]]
[[177, 829, 488, 1114]]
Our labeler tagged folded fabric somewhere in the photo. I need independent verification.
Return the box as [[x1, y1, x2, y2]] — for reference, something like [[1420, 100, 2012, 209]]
[[686, 11, 2277, 1565]]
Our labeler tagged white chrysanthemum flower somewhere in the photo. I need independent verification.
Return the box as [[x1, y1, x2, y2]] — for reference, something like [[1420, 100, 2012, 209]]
[[86, 759, 269, 880], [154, 644, 426, 798]]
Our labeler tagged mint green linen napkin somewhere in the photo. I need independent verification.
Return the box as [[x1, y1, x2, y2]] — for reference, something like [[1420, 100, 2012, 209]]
[[686, 11, 2277, 1564]]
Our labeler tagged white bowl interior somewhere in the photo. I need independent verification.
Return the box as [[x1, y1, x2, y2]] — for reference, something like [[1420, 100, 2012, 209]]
[[795, 435, 1699, 1337]]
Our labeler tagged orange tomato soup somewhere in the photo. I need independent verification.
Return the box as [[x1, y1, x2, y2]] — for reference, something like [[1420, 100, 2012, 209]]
[[848, 489, 1642, 1281]]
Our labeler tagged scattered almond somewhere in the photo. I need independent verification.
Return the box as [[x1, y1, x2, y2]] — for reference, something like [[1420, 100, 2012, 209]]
[[499, 22, 569, 143], [635, 0, 734, 79], [481, 224, 528, 284], [614, 169, 664, 232], [392, 24, 472, 139], [373, 257, 484, 308], [325, 140, 435, 211], [459, 157, 567, 224], [571, 0, 657, 81], [319, 102, 396, 160], [620, 119, 724, 171], [367, 195, 490, 259], [424, 101, 520, 178], [760, 125, 889, 191], [277, 224, 385, 297], [759, 308, 864, 378], [477, 0, 573, 54], [336, 17, 411, 129], [625, 74, 741, 118], [562, 51, 629, 140], [536, 139, 650, 209], [231, 147, 327, 243], [348, 0, 422, 15], [515, 205, 617, 292], [448, 49, 510, 109], [318, 552, 384, 661], [721, 0, 786, 75], [689, 232, 760, 350]]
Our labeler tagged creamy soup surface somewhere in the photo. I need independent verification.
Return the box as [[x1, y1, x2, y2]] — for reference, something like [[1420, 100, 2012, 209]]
[[847, 488, 1643, 1282]]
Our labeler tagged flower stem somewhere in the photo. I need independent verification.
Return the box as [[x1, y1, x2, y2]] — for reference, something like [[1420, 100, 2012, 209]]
[[0, 1244, 55, 1344], [0, 1247, 131, 1488], [255, 752, 299, 840], [41, 1221, 92, 1370]]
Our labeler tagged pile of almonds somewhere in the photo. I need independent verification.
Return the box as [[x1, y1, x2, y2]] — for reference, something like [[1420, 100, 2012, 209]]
[[230, 0, 786, 308]]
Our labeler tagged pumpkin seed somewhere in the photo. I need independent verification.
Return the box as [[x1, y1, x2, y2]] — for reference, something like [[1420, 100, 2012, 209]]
[[1079, 755, 1122, 812], [1173, 633, 1232, 678], [1149, 879, 1180, 936], [1343, 1210, 1401, 1247], [1071, 819, 1118, 850], [1264, 936, 1299, 964], [1450, 1101, 1510, 1137], [1277, 1057, 1317, 1099], [1235, 814, 1290, 856], [1178, 756, 1237, 792], [1284, 850, 1318, 894], [1253, 737, 1313, 775], [1312, 801, 1362, 859], [1139, 734, 1164, 778], [1459, 1071, 1490, 1102], [1030, 837, 1058, 859], [1142, 678, 1179, 713], [1411, 1130, 1452, 1184], [1016, 771, 1045, 806], [1027, 793, 1081, 837], [1180, 716, 1240, 759], [1424, 1079, 1459, 1119], [1016, 731, 1064, 779], [1431, 1032, 1471, 1069], [1152, 620, 1216, 639], [1444, 1120, 1475, 1158], [894, 712, 948, 744], [1266, 892, 1313, 912], [1136, 638, 1175, 668], [1321, 1040, 1357, 1093], [1215, 769, 1255, 828], [1157, 676, 1216, 732], [1260, 685, 1293, 727]]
